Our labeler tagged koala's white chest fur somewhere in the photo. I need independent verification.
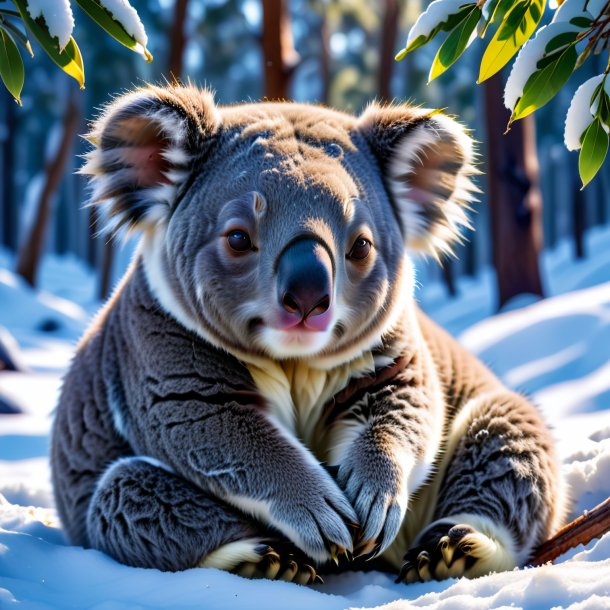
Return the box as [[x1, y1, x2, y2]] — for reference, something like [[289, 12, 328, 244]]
[[246, 353, 377, 456]]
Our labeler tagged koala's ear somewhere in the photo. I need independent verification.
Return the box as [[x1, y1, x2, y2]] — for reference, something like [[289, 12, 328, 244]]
[[81, 84, 220, 233], [358, 103, 478, 257]]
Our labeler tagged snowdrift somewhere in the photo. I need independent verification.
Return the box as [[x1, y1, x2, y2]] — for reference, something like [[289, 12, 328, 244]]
[[1, 236, 609, 609]]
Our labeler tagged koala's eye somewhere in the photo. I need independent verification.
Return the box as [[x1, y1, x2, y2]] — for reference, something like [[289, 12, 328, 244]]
[[227, 229, 253, 252], [348, 237, 371, 261]]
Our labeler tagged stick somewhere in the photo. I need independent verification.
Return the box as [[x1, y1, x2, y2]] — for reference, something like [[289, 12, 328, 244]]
[[529, 496, 610, 566]]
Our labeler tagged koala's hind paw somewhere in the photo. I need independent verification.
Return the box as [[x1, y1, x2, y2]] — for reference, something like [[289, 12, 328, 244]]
[[234, 542, 323, 585], [200, 538, 323, 584], [397, 519, 517, 583]]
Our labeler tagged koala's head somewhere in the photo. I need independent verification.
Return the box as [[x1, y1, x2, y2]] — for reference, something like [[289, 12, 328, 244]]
[[83, 84, 476, 366]]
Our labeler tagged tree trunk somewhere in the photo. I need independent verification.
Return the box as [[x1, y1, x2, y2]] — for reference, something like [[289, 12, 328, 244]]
[[484, 73, 544, 308], [1, 88, 16, 250], [572, 176, 586, 259], [15, 88, 80, 287], [378, 0, 399, 103], [319, 11, 330, 105], [261, 0, 298, 100], [169, 0, 189, 79]]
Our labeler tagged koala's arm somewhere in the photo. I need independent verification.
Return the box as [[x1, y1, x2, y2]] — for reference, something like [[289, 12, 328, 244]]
[[328, 318, 445, 556], [137, 389, 356, 562]]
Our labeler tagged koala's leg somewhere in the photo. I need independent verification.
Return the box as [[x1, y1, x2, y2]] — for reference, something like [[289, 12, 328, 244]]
[[87, 456, 321, 582], [398, 391, 565, 583]]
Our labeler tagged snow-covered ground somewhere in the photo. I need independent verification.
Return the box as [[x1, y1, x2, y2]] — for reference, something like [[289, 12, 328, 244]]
[[1, 226, 610, 610]]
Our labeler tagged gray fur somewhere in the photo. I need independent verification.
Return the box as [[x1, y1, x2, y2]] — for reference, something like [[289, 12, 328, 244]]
[[52, 85, 565, 579]]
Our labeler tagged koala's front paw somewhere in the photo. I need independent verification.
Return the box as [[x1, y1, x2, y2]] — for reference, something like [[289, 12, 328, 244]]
[[270, 472, 358, 565], [336, 458, 406, 558], [397, 522, 516, 583]]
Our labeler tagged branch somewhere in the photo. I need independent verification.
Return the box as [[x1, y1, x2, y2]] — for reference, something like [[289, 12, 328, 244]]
[[529, 496, 610, 566]]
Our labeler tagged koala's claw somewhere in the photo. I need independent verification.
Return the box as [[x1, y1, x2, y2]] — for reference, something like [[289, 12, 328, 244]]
[[397, 523, 502, 583], [234, 543, 323, 585], [335, 458, 405, 560]]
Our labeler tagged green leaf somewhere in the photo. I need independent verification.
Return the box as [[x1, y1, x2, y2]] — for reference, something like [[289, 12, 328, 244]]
[[486, 0, 514, 26], [0, 17, 34, 57], [579, 118, 608, 187], [0, 26, 24, 104], [575, 41, 593, 68], [0, 9, 21, 18], [569, 16, 593, 29], [479, 0, 546, 82], [429, 7, 481, 81], [73, 0, 152, 62], [13, 0, 85, 88], [596, 90, 610, 130], [497, 1, 528, 41], [544, 31, 578, 54], [512, 44, 577, 120], [396, 3, 477, 59]]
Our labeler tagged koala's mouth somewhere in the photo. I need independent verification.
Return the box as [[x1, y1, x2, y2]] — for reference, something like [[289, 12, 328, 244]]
[[248, 310, 338, 359]]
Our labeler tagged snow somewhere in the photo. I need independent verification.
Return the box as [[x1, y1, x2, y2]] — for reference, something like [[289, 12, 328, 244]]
[[99, 0, 149, 49], [564, 74, 604, 150], [504, 22, 579, 111], [406, 0, 470, 49], [26, 0, 74, 51], [1, 224, 610, 608], [552, 0, 607, 23]]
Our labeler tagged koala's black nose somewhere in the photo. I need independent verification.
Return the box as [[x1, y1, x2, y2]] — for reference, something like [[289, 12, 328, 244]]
[[277, 238, 333, 321]]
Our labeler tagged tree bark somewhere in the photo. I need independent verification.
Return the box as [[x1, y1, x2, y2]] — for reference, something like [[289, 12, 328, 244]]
[[530, 496, 610, 566], [261, 0, 298, 100], [572, 176, 586, 259], [378, 0, 399, 103], [168, 0, 189, 79], [1, 88, 16, 250], [484, 72, 544, 308], [319, 11, 330, 105], [15, 89, 80, 287]]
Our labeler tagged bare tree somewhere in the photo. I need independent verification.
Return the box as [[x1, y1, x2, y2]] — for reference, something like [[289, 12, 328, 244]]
[[169, 0, 189, 78], [1, 89, 17, 250], [16, 87, 80, 287], [261, 0, 299, 100], [319, 10, 331, 105], [378, 0, 399, 103], [484, 73, 544, 308]]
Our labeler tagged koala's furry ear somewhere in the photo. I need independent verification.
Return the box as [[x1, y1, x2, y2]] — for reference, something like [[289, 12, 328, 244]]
[[358, 103, 478, 257], [81, 84, 220, 234]]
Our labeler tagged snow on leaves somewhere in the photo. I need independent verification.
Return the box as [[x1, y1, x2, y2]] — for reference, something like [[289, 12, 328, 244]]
[[25, 0, 74, 52], [565, 75, 610, 186], [397, 0, 610, 185], [504, 22, 580, 122], [0, 0, 150, 103]]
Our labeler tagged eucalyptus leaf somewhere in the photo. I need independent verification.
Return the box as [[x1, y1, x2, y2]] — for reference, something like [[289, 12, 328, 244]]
[[569, 16, 593, 28], [512, 44, 577, 121], [479, 0, 546, 82], [0, 26, 24, 104], [13, 0, 85, 88], [0, 17, 34, 56], [497, 1, 528, 41], [397, 3, 477, 59], [74, 0, 152, 62], [596, 91, 610, 130], [544, 30, 578, 54], [429, 7, 481, 81], [579, 118, 608, 187]]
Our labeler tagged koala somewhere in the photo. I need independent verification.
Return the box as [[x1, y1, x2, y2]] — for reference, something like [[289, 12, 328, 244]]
[[51, 84, 566, 585]]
